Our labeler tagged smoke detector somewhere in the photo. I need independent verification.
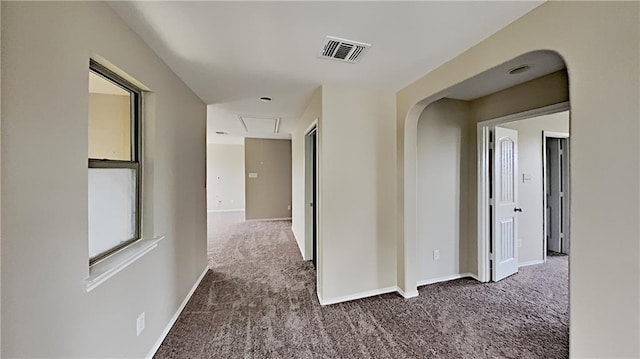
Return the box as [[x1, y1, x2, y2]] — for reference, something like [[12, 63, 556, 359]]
[[319, 36, 371, 64]]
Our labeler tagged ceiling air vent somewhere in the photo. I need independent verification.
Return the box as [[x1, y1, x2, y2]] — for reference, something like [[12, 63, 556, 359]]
[[320, 36, 371, 64]]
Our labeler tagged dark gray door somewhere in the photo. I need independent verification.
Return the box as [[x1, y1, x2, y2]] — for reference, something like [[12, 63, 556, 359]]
[[546, 137, 569, 254], [311, 130, 318, 268]]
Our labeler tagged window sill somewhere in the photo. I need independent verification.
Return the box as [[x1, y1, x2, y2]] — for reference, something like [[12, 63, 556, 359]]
[[84, 236, 164, 292]]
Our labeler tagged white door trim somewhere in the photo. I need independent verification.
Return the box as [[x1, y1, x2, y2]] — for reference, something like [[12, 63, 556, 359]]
[[476, 101, 569, 282], [304, 118, 322, 297], [542, 130, 570, 261], [304, 119, 318, 262], [304, 119, 318, 137]]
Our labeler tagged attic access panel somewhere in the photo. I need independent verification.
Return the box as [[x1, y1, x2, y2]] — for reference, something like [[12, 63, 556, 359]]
[[239, 116, 280, 134]]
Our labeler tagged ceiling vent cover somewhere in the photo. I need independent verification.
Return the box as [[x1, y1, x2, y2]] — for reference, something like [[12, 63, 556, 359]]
[[320, 36, 371, 64]]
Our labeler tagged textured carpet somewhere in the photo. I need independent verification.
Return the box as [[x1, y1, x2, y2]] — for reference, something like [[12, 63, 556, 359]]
[[155, 218, 569, 359]]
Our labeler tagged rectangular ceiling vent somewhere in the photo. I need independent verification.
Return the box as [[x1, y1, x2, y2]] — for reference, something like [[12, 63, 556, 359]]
[[320, 36, 371, 64]]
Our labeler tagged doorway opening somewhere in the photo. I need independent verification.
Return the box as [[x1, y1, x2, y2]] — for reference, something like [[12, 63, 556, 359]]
[[544, 132, 570, 257], [477, 105, 570, 281], [305, 124, 319, 268], [407, 49, 570, 356]]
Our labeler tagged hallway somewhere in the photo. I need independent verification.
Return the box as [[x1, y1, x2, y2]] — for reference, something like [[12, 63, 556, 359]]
[[155, 217, 568, 358]]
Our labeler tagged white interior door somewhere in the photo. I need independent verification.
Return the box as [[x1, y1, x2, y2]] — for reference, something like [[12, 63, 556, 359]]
[[492, 126, 519, 281]]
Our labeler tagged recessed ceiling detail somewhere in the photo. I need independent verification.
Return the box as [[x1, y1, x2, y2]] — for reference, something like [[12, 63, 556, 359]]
[[446, 50, 565, 100], [320, 36, 371, 64], [239, 116, 281, 134]]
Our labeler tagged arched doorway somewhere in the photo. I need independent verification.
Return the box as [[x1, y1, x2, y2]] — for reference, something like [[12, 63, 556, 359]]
[[403, 49, 571, 355]]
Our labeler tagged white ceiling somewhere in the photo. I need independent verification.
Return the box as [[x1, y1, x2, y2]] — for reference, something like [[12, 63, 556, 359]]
[[108, 1, 544, 143], [447, 50, 566, 100]]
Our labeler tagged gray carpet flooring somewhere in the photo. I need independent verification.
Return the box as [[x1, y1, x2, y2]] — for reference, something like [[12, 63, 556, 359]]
[[155, 218, 569, 359]]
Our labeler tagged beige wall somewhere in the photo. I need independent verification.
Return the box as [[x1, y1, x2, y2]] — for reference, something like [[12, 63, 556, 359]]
[[470, 70, 568, 123], [291, 87, 321, 259], [244, 138, 292, 220], [319, 85, 396, 301], [416, 81, 568, 283], [463, 71, 568, 278], [88, 93, 131, 160], [207, 144, 245, 211], [417, 98, 473, 282], [397, 2, 640, 356], [2, 2, 207, 357], [503, 111, 570, 265]]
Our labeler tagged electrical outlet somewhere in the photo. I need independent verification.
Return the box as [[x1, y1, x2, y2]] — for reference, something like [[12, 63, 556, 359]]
[[136, 312, 145, 336], [287, 205, 291, 210], [433, 250, 440, 260]]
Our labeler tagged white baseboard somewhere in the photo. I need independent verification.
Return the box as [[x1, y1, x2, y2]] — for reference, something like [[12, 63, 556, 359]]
[[146, 267, 208, 359], [318, 286, 398, 306], [465, 272, 480, 281], [518, 259, 545, 268], [397, 287, 419, 298], [313, 272, 485, 306], [207, 209, 245, 213], [417, 272, 477, 287], [245, 217, 292, 222]]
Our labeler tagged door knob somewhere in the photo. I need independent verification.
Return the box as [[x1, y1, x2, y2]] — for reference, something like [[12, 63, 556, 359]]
[[514, 207, 523, 212]]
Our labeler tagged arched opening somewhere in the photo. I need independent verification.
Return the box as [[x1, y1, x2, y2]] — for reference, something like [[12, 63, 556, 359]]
[[404, 49, 570, 353]]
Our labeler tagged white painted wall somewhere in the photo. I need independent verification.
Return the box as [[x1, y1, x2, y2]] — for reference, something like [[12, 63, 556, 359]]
[[417, 99, 473, 283], [503, 111, 569, 265], [320, 85, 396, 301], [397, 2, 640, 356], [207, 144, 245, 211], [291, 87, 321, 259], [2, 2, 207, 357]]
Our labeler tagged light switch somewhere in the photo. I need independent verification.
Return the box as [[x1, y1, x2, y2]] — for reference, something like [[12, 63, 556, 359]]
[[248, 173, 258, 179]]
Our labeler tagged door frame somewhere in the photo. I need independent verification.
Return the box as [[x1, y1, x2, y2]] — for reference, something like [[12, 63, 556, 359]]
[[542, 131, 570, 260], [304, 120, 319, 265], [477, 101, 569, 282]]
